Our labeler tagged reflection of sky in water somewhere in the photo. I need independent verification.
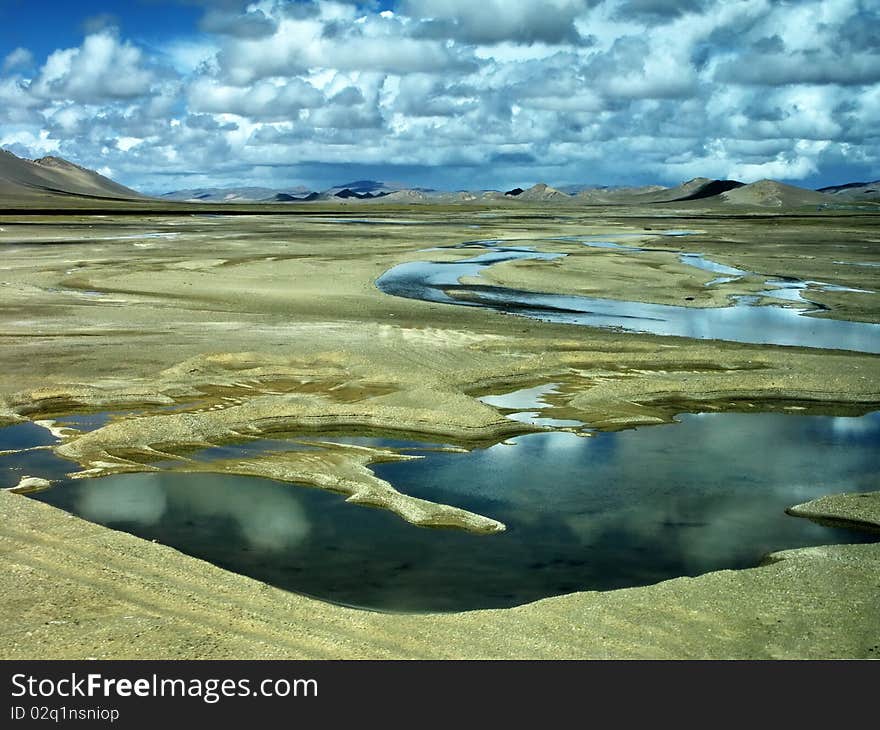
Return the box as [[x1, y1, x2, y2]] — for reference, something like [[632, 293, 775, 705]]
[[552, 237, 645, 252], [479, 383, 560, 410], [376, 240, 880, 353], [188, 439, 318, 461], [308, 436, 456, 452], [503, 412, 583, 426], [679, 253, 747, 278], [0, 422, 57, 449], [759, 279, 873, 304], [56, 412, 115, 430], [706, 276, 737, 287], [75, 473, 310, 552], [30, 412, 880, 612], [478, 383, 583, 426], [377, 249, 561, 306], [467, 286, 880, 353], [0, 422, 73, 488]]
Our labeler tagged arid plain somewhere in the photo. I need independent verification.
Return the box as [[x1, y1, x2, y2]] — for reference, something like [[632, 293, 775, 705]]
[[1, 203, 878, 659]]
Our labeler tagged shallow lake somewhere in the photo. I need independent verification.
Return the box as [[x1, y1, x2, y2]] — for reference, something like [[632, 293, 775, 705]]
[[20, 411, 880, 612]]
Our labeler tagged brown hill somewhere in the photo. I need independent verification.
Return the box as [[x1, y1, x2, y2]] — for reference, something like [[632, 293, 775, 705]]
[[0, 148, 145, 202], [574, 178, 743, 205], [574, 185, 665, 204], [511, 183, 570, 201], [719, 179, 833, 208], [631, 177, 714, 203], [817, 180, 880, 202]]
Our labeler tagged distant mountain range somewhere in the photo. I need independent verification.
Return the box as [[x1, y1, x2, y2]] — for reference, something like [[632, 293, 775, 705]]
[[160, 175, 880, 208], [1, 148, 877, 208], [816, 180, 880, 201], [159, 179, 435, 203]]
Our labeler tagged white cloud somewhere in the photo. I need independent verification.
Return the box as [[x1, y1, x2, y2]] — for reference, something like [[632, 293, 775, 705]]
[[0, 128, 60, 157], [0, 78, 41, 123], [2, 0, 878, 191], [189, 77, 324, 121], [160, 38, 219, 75], [404, 0, 590, 45], [46, 105, 89, 135], [715, 51, 880, 86], [32, 32, 157, 102], [3, 47, 34, 72], [216, 12, 475, 85], [199, 7, 277, 39], [726, 153, 822, 182], [116, 136, 143, 152]]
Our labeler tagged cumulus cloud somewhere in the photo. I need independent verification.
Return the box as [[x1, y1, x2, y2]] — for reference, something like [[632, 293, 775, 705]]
[[588, 36, 698, 99], [184, 113, 239, 131], [199, 8, 277, 39], [2, 0, 878, 192], [215, 11, 476, 85], [309, 103, 385, 129], [3, 47, 34, 72], [405, 0, 591, 45], [189, 77, 325, 120], [31, 32, 157, 102], [393, 74, 480, 117], [715, 51, 880, 86], [614, 0, 708, 22], [0, 78, 41, 124]]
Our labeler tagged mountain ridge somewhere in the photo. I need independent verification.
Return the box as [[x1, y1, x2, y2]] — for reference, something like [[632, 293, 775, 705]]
[[2, 147, 876, 209]]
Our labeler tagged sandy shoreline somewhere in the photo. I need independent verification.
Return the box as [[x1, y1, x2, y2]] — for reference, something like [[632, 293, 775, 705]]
[[2, 488, 878, 659]]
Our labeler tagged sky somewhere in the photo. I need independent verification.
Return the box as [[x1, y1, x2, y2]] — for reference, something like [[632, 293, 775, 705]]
[[1, 0, 878, 193]]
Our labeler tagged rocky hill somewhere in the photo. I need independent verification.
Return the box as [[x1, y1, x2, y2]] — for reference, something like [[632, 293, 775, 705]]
[[0, 149, 144, 202]]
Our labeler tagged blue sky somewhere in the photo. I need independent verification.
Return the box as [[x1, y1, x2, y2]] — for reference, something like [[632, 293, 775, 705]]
[[1, 1, 878, 193], [1, 1, 197, 59]]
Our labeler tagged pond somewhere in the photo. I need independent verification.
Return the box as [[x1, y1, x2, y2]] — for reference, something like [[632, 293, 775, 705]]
[[18, 411, 880, 613]]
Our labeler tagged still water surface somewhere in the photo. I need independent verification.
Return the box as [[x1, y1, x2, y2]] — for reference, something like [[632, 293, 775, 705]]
[[22, 411, 880, 612], [376, 239, 880, 353]]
